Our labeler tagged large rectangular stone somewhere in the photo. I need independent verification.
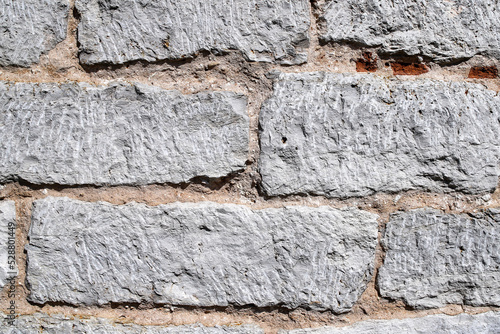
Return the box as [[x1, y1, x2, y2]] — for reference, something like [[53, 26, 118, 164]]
[[0, 0, 68, 66], [0, 313, 263, 334], [282, 311, 500, 333], [26, 197, 378, 312], [0, 200, 15, 289], [379, 209, 500, 309], [259, 72, 500, 198], [0, 82, 248, 186], [319, 0, 500, 63], [75, 0, 310, 65]]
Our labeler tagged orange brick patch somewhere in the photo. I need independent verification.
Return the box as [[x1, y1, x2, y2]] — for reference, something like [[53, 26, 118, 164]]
[[468, 66, 498, 79], [391, 62, 429, 75]]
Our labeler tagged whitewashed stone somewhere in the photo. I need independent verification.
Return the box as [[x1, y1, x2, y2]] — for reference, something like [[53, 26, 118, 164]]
[[319, 0, 500, 63], [0, 200, 15, 289], [26, 197, 378, 312], [259, 72, 500, 198], [0, 312, 263, 334], [76, 0, 310, 65], [0, 81, 249, 186], [379, 209, 500, 309], [0, 0, 68, 66], [281, 311, 500, 333]]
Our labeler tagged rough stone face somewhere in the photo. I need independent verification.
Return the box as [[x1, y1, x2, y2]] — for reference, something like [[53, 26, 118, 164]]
[[259, 72, 500, 198], [0, 201, 16, 289], [319, 0, 500, 63], [0, 81, 248, 186], [0, 0, 68, 67], [75, 0, 309, 65], [281, 311, 500, 333], [0, 313, 263, 334], [378, 209, 500, 309], [26, 197, 378, 312]]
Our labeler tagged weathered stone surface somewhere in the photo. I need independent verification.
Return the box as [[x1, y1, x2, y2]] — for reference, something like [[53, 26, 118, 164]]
[[75, 0, 309, 65], [259, 72, 500, 198], [27, 197, 378, 312], [0, 200, 15, 289], [0, 81, 248, 186], [319, 0, 500, 63], [0, 0, 68, 67], [0, 313, 263, 334], [281, 311, 500, 333], [379, 209, 500, 309]]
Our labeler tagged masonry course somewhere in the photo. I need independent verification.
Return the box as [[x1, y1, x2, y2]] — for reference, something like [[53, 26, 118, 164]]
[[0, 200, 15, 289], [319, 0, 500, 63], [379, 209, 500, 309], [26, 197, 378, 312], [259, 72, 500, 198], [281, 311, 500, 333], [0, 81, 249, 186], [75, 0, 310, 65], [0, 312, 263, 334], [0, 0, 68, 67]]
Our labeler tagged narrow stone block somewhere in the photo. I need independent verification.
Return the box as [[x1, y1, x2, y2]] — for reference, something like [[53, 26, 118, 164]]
[[0, 200, 16, 289], [26, 197, 378, 312], [259, 72, 500, 198], [281, 311, 500, 333], [76, 0, 310, 65], [379, 209, 500, 308], [0, 313, 263, 334], [0, 81, 249, 186], [0, 0, 68, 66], [319, 0, 500, 63]]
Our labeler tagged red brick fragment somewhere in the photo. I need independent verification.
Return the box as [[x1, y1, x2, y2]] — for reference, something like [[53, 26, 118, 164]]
[[468, 66, 498, 79], [356, 52, 378, 72], [391, 62, 429, 75]]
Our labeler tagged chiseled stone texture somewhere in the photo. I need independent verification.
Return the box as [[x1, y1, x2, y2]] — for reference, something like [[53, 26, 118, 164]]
[[280, 311, 500, 334], [0, 81, 248, 186], [319, 0, 500, 63], [26, 197, 378, 312], [379, 209, 500, 309], [0, 201, 15, 289], [0, 0, 68, 67], [259, 72, 500, 198], [75, 0, 309, 65], [0, 313, 263, 334]]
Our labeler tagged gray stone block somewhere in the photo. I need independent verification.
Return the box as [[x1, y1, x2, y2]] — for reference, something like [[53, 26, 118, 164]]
[[0, 200, 16, 289], [75, 0, 310, 65], [319, 0, 500, 63], [259, 72, 500, 198], [281, 311, 500, 333], [0, 0, 68, 67], [379, 209, 500, 309], [26, 197, 378, 312], [0, 312, 263, 334], [0, 81, 249, 186]]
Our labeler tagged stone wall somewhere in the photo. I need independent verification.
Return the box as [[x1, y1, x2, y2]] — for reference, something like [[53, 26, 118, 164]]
[[1, 0, 500, 332]]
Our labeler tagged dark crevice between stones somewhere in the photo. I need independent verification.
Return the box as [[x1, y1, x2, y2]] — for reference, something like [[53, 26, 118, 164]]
[[316, 39, 476, 67], [377, 50, 472, 66], [28, 300, 331, 316], [309, 0, 323, 33], [181, 170, 246, 191], [4, 170, 246, 194], [78, 52, 206, 73], [318, 38, 382, 49], [72, 4, 82, 51]]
